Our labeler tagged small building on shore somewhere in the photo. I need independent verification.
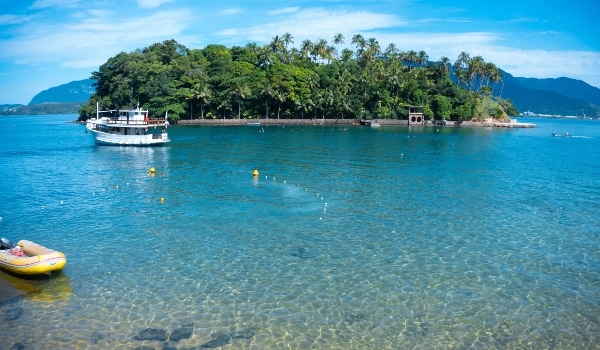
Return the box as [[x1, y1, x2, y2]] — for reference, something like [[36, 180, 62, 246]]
[[408, 106, 424, 125]]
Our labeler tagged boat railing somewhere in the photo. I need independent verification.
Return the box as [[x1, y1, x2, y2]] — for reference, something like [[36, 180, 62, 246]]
[[104, 118, 166, 125]]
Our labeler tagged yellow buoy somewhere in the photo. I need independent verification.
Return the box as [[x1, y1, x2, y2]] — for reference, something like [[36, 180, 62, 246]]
[[150, 167, 156, 173], [160, 197, 165, 203], [252, 169, 259, 176]]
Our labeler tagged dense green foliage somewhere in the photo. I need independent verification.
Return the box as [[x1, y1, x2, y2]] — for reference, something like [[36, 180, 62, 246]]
[[78, 36, 517, 122]]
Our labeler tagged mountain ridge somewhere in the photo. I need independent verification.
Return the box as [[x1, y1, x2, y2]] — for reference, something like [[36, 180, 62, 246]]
[[28, 79, 96, 105], [495, 71, 599, 117]]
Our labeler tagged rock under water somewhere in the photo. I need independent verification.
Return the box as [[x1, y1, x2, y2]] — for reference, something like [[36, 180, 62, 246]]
[[132, 328, 168, 341]]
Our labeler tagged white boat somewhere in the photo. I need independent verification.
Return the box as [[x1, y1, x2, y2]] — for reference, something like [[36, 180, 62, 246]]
[[86, 103, 170, 146]]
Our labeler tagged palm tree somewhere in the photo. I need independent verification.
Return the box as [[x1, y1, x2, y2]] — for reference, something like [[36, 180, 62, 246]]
[[281, 32, 294, 48], [245, 42, 260, 54], [333, 33, 345, 59], [405, 50, 418, 71], [300, 39, 313, 61], [229, 82, 251, 119], [453, 51, 470, 88], [417, 50, 428, 68], [193, 85, 211, 120], [384, 43, 399, 61], [312, 39, 328, 64], [260, 81, 274, 119], [351, 34, 366, 59], [258, 46, 273, 71], [269, 35, 284, 54], [467, 56, 484, 91], [280, 33, 294, 63], [273, 90, 286, 119], [361, 37, 380, 63], [439, 56, 451, 75]]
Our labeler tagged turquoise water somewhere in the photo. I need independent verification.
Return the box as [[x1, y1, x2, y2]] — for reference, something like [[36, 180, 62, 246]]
[[0, 115, 598, 349]]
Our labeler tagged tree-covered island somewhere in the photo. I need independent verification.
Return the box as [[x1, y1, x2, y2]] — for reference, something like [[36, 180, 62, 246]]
[[78, 35, 519, 123]]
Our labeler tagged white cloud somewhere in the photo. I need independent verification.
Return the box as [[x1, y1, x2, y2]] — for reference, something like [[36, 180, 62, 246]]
[[218, 8, 405, 44], [137, 0, 173, 9], [0, 8, 196, 69], [220, 8, 242, 15], [373, 31, 600, 88], [267, 7, 300, 16], [29, 0, 80, 10], [0, 14, 34, 25]]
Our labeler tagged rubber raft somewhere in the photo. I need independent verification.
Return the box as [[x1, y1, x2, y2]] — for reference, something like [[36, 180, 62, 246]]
[[0, 240, 67, 275]]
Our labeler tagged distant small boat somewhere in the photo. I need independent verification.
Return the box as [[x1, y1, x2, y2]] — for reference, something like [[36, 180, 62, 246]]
[[551, 132, 571, 137], [246, 122, 261, 126], [360, 119, 381, 128], [0, 238, 66, 275]]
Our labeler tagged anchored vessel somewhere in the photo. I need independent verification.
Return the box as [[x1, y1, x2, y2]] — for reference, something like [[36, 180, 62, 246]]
[[0, 238, 67, 275], [86, 103, 170, 145]]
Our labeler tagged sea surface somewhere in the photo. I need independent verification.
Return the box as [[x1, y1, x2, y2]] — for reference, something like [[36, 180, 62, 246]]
[[0, 115, 598, 349]]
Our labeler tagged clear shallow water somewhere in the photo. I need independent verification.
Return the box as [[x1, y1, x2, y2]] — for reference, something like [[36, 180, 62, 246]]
[[0, 115, 598, 349]]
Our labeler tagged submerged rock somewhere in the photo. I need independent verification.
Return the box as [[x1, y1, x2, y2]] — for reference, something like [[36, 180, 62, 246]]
[[90, 331, 109, 344], [4, 307, 23, 321], [169, 323, 194, 341], [8, 342, 26, 350], [345, 312, 367, 325], [133, 328, 168, 341], [199, 327, 256, 348], [200, 332, 231, 348], [230, 328, 256, 339], [291, 247, 310, 259]]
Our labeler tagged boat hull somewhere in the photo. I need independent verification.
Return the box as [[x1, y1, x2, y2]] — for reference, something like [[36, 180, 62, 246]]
[[0, 240, 67, 275], [87, 128, 170, 145]]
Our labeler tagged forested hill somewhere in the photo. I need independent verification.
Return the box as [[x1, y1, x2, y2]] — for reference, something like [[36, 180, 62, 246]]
[[0, 79, 95, 115], [494, 72, 600, 117], [515, 77, 600, 106], [29, 79, 95, 104], [78, 37, 518, 123]]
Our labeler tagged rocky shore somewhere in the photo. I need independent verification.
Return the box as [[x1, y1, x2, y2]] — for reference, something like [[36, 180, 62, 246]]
[[177, 118, 535, 128]]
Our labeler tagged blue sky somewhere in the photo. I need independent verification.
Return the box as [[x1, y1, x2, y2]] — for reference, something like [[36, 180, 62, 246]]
[[1, 0, 598, 104]]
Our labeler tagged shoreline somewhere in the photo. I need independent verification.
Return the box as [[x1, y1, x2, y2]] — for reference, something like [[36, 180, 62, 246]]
[[177, 118, 536, 128]]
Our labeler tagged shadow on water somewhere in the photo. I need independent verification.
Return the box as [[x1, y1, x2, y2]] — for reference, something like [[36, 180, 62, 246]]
[[0, 270, 72, 305]]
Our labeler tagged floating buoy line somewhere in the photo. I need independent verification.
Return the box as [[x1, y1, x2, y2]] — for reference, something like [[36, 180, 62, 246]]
[[252, 169, 330, 221], [9, 167, 328, 224]]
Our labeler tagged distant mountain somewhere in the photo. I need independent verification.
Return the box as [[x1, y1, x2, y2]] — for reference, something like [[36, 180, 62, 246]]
[[514, 77, 600, 106], [0, 102, 85, 115], [29, 79, 96, 105], [493, 72, 600, 117]]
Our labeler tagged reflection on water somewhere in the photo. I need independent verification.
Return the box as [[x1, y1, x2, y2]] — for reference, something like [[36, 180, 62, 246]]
[[0, 270, 71, 305]]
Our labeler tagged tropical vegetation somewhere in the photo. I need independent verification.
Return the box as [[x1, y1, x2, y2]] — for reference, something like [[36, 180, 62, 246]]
[[78, 35, 518, 122]]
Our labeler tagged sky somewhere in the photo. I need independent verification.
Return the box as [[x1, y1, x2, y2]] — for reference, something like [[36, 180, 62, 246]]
[[1, 0, 599, 105]]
